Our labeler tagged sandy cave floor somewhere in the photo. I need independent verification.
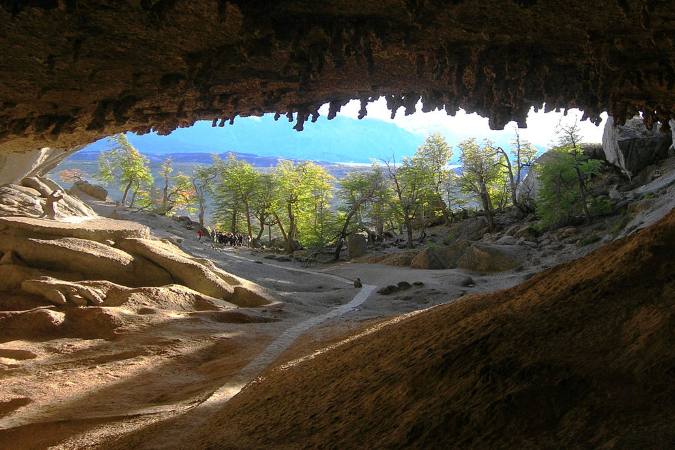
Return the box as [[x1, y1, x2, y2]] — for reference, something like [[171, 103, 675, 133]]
[[0, 203, 538, 449]]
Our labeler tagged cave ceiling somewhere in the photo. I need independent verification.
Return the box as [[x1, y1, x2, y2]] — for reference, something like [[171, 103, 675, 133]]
[[0, 0, 674, 154]]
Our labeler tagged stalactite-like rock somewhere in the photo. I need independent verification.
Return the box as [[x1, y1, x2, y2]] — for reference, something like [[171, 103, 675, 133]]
[[0, 0, 672, 161]]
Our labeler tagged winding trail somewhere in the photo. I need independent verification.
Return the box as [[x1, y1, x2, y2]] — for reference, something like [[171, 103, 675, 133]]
[[202, 283, 377, 409], [197, 247, 377, 408]]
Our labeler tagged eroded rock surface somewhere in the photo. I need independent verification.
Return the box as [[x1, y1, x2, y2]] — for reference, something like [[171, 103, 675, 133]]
[[602, 116, 673, 178], [0, 1, 673, 164]]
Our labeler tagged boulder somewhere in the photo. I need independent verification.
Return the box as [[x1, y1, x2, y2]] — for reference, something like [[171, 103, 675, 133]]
[[0, 216, 150, 242], [71, 180, 108, 201], [347, 232, 368, 258], [496, 235, 518, 245], [446, 217, 488, 242], [410, 240, 471, 270], [0, 184, 43, 217], [602, 116, 672, 178], [117, 238, 234, 300], [377, 285, 399, 295], [457, 243, 524, 273], [21, 277, 107, 306], [20, 176, 54, 196], [460, 276, 475, 287], [3, 177, 97, 219], [0, 236, 173, 287], [375, 251, 417, 267]]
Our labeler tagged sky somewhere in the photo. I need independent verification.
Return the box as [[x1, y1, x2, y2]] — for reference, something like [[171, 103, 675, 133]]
[[319, 97, 607, 148], [82, 96, 608, 164]]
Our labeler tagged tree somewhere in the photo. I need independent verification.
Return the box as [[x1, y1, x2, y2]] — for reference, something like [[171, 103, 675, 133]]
[[333, 170, 381, 260], [152, 158, 196, 215], [535, 136, 603, 228], [495, 126, 538, 212], [556, 120, 593, 222], [385, 156, 434, 248], [272, 160, 334, 252], [413, 133, 453, 222], [97, 134, 153, 206], [191, 164, 217, 227], [458, 138, 502, 231], [251, 173, 276, 244]]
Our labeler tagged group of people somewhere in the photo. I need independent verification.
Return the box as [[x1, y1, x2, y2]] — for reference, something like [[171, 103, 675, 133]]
[[198, 228, 250, 248]]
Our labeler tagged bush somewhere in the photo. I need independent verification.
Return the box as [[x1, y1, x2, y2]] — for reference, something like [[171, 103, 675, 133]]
[[535, 149, 603, 228], [589, 196, 613, 217]]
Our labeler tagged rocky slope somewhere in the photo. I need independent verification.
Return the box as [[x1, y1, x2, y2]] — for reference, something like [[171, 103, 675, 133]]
[[159, 209, 675, 449]]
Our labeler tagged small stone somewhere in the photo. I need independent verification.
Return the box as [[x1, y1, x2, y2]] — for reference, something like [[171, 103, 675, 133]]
[[377, 285, 399, 295], [460, 276, 475, 287], [397, 281, 411, 290]]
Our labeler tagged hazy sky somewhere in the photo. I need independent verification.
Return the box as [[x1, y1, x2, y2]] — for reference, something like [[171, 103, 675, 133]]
[[315, 97, 607, 147]]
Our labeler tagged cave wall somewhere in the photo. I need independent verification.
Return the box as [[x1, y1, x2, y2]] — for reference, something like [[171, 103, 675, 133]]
[[0, 0, 673, 172]]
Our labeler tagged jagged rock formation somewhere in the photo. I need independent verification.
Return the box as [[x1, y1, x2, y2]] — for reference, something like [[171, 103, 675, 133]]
[[0, 0, 674, 179], [602, 116, 673, 178]]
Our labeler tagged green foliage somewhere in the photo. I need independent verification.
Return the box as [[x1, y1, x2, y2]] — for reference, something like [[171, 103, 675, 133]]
[[270, 160, 335, 249], [589, 196, 613, 217], [458, 138, 504, 229], [97, 134, 153, 206], [535, 148, 604, 228], [154, 158, 197, 215]]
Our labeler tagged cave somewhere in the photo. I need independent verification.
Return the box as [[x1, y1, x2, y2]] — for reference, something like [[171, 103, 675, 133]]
[[0, 1, 674, 448]]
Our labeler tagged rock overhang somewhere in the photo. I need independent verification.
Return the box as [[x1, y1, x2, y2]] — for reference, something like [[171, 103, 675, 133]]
[[0, 0, 673, 161]]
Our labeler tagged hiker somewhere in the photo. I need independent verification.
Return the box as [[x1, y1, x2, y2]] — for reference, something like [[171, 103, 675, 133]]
[[354, 278, 362, 288], [40, 190, 64, 220], [197, 228, 204, 241]]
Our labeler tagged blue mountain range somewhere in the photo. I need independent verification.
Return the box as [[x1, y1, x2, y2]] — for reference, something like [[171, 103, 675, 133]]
[[82, 115, 427, 164]]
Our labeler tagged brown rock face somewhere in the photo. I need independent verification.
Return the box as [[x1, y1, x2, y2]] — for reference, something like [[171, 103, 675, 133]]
[[0, 0, 674, 158]]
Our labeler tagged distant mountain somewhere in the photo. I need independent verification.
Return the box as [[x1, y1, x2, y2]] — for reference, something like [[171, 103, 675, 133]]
[[67, 149, 297, 168], [81, 115, 425, 164]]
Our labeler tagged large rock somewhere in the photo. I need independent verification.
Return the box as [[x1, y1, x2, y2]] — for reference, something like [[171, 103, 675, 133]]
[[70, 180, 108, 201], [602, 116, 672, 178], [0, 216, 150, 242], [0, 185, 43, 217], [347, 232, 368, 258], [446, 217, 489, 242], [457, 243, 524, 273], [117, 238, 235, 301], [0, 176, 97, 219], [0, 236, 173, 287], [410, 240, 471, 270], [517, 150, 567, 208]]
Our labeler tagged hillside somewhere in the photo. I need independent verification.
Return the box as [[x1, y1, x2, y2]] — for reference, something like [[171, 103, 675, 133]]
[[170, 210, 675, 448]]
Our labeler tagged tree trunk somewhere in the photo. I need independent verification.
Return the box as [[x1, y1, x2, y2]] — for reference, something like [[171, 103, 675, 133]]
[[334, 210, 355, 261], [479, 179, 495, 231], [575, 166, 592, 222], [121, 180, 133, 205], [256, 216, 265, 241], [244, 200, 253, 239], [273, 212, 289, 251], [286, 202, 296, 253], [230, 207, 237, 233], [198, 204, 205, 227], [405, 218, 414, 248], [129, 188, 138, 208]]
